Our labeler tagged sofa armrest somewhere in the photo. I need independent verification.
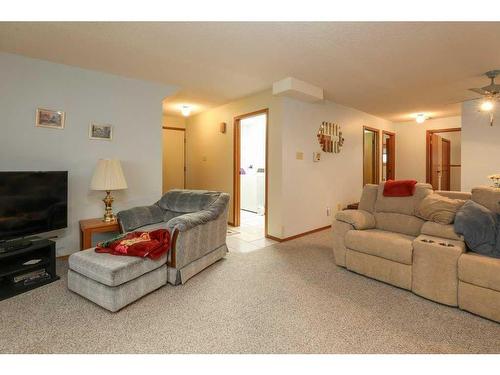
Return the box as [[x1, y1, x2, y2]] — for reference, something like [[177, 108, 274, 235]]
[[166, 210, 214, 232], [335, 209, 375, 230], [116, 204, 164, 233], [166, 193, 229, 233]]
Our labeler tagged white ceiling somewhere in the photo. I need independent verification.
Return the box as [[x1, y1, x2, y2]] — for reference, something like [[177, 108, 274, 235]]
[[1, 22, 499, 121]]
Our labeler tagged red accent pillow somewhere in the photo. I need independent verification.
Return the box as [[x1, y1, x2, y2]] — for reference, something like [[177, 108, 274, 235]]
[[383, 179, 418, 197]]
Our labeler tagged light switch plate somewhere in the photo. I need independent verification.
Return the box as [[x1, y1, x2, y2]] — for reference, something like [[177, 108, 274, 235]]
[[296, 151, 304, 160]]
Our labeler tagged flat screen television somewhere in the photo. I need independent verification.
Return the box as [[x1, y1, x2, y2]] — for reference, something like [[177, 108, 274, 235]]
[[0, 171, 68, 242]]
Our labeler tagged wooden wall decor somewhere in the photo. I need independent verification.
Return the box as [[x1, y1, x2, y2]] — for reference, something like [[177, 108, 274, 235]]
[[317, 121, 344, 153]]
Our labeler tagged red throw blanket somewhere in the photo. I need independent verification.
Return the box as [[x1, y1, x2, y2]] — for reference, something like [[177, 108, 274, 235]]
[[95, 229, 170, 260], [383, 179, 417, 197]]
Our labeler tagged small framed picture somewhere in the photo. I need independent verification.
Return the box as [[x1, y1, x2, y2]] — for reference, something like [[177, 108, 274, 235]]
[[36, 108, 65, 129], [89, 123, 113, 140]]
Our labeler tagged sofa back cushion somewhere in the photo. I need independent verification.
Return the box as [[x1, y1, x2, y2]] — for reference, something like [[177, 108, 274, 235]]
[[375, 212, 424, 237], [117, 204, 164, 232], [416, 193, 465, 224], [157, 189, 221, 213], [471, 186, 500, 214], [358, 184, 378, 213], [435, 190, 471, 200], [374, 183, 432, 216]]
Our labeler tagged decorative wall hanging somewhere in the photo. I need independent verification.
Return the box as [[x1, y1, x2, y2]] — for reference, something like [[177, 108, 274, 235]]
[[488, 174, 500, 188], [317, 121, 344, 153], [36, 108, 65, 129], [89, 123, 113, 140]]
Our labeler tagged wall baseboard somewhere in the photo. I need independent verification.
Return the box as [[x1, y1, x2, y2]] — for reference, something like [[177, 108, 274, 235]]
[[266, 225, 331, 243]]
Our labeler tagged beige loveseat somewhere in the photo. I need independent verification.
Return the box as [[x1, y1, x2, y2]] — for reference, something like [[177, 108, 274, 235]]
[[332, 183, 500, 323]]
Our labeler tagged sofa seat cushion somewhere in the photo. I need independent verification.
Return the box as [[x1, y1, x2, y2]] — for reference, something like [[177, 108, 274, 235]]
[[345, 229, 415, 265], [69, 249, 167, 287], [420, 221, 463, 241], [458, 252, 500, 292]]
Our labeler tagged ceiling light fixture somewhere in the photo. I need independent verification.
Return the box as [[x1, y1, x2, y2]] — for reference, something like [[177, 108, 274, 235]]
[[415, 113, 426, 124], [480, 99, 494, 112], [181, 105, 192, 117]]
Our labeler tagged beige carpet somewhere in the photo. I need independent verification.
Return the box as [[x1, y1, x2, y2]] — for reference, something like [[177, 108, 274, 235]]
[[1, 230, 500, 354]]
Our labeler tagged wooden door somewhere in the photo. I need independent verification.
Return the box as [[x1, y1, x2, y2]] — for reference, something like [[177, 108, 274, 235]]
[[363, 128, 380, 185], [383, 132, 396, 180], [162, 128, 185, 193], [441, 138, 451, 191], [430, 133, 441, 190]]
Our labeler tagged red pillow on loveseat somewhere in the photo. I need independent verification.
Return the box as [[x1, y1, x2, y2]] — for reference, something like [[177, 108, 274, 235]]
[[383, 179, 418, 197]]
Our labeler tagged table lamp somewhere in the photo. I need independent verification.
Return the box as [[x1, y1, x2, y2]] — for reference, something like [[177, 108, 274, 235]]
[[90, 159, 128, 222]]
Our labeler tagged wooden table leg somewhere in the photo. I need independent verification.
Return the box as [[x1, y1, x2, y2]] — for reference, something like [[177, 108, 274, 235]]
[[81, 230, 92, 250]]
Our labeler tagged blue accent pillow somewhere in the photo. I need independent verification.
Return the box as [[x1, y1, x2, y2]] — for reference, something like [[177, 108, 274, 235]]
[[454, 200, 500, 258]]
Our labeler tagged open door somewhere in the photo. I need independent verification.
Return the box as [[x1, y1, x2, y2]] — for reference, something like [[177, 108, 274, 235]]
[[363, 126, 380, 185], [426, 128, 461, 191], [441, 138, 451, 191], [233, 109, 269, 237], [382, 131, 396, 181], [430, 133, 441, 190]]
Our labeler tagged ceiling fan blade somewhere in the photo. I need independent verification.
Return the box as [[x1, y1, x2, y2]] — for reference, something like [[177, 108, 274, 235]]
[[449, 97, 483, 104], [481, 83, 500, 94], [469, 88, 488, 95]]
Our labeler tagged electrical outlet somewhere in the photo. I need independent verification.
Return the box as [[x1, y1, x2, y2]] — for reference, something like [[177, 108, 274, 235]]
[[326, 207, 331, 216], [337, 203, 342, 211], [313, 152, 321, 162]]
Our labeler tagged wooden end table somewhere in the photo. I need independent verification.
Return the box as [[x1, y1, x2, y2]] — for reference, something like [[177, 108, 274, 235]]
[[79, 218, 120, 250], [344, 202, 359, 210]]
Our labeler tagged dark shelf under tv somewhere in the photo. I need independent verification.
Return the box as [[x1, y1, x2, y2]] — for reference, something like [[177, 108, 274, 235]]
[[0, 238, 59, 301]]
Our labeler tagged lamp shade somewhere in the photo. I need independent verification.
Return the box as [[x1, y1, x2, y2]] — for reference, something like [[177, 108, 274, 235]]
[[90, 159, 128, 191]]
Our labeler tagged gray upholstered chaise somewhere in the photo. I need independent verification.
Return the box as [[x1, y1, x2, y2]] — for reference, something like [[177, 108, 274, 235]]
[[117, 189, 230, 285]]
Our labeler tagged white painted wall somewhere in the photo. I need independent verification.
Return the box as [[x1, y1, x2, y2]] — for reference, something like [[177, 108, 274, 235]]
[[162, 114, 186, 129], [394, 116, 461, 183], [0, 52, 176, 256], [184, 90, 284, 237], [185, 91, 394, 239], [462, 100, 500, 191], [280, 97, 394, 237]]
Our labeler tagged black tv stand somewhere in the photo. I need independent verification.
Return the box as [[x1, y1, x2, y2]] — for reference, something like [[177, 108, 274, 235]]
[[0, 238, 34, 253], [0, 238, 59, 301]]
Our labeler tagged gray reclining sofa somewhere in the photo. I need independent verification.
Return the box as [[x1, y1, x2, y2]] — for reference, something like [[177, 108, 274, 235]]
[[117, 189, 230, 285]]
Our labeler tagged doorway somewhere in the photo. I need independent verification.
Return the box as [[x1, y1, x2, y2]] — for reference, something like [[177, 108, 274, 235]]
[[426, 128, 461, 191], [382, 131, 396, 181], [233, 109, 268, 238], [162, 126, 186, 193], [363, 126, 380, 185]]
